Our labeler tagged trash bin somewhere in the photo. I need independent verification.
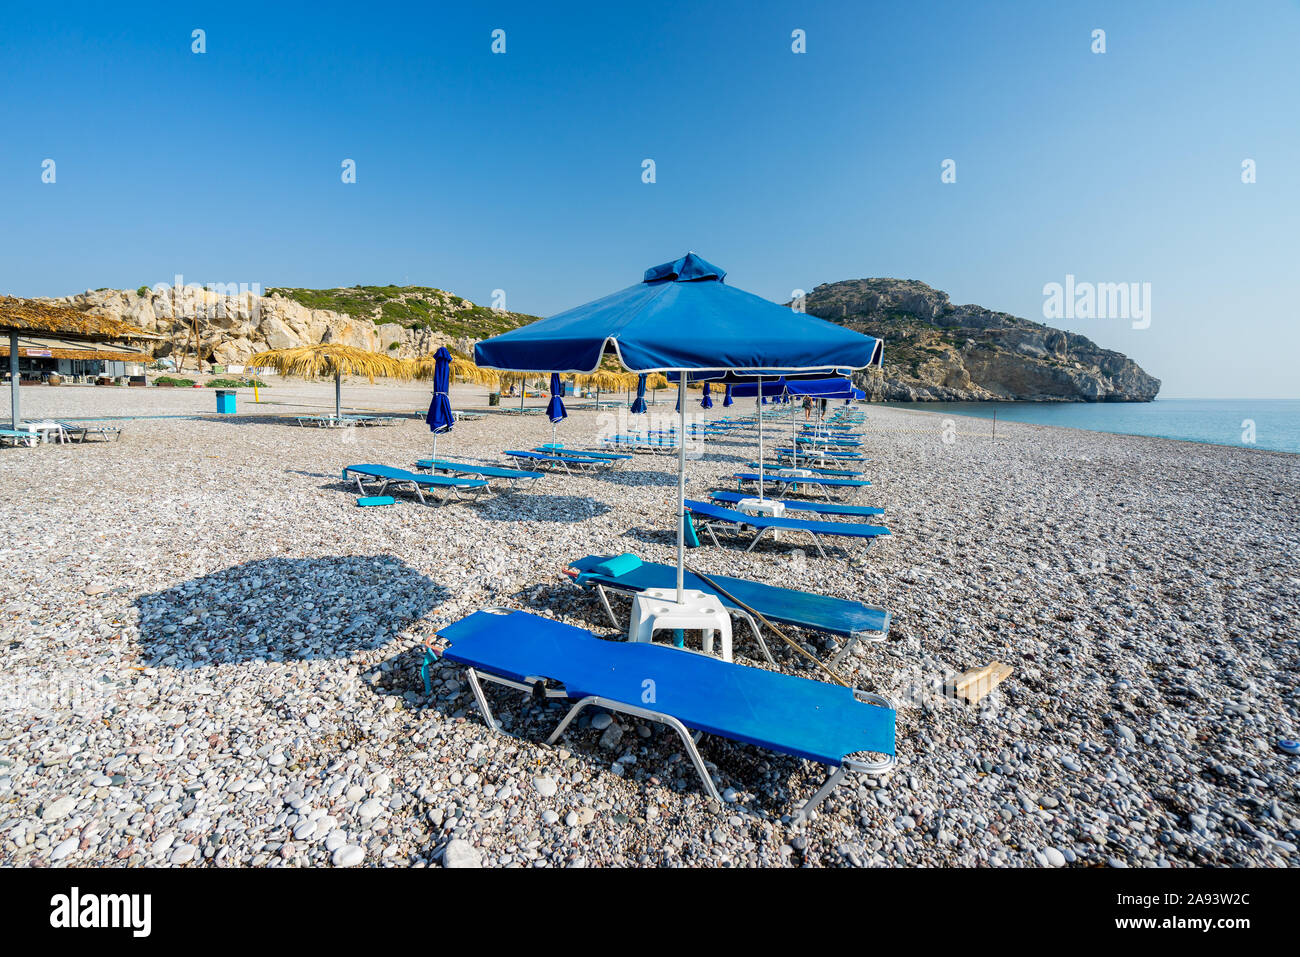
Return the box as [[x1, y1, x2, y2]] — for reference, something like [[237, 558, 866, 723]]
[[215, 389, 237, 414], [488, 392, 500, 407]]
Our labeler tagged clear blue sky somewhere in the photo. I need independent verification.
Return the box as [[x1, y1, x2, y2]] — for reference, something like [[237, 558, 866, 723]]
[[2, 1, 1296, 398]]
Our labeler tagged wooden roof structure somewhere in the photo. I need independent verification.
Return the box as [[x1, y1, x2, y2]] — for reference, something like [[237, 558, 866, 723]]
[[0, 335, 151, 362], [0, 296, 159, 342]]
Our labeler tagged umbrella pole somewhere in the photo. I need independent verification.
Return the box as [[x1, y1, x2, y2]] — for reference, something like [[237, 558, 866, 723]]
[[8, 331, 19, 430], [676, 375, 687, 602], [335, 372, 342, 422], [757, 377, 765, 501], [791, 391, 797, 467]]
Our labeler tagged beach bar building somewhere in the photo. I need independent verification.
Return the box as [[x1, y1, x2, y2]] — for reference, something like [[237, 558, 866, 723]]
[[0, 335, 152, 381], [1, 296, 156, 427]]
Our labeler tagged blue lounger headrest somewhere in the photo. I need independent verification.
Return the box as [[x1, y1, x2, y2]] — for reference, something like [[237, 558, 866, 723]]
[[356, 495, 396, 507], [591, 553, 642, 577]]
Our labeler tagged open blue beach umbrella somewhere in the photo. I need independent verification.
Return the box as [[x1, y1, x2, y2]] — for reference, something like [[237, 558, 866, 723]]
[[545, 372, 567, 445], [475, 253, 883, 602], [425, 346, 455, 460], [630, 374, 648, 415]]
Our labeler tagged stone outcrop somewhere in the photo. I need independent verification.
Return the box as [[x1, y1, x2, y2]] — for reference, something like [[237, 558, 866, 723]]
[[39, 286, 530, 367], [802, 279, 1160, 402]]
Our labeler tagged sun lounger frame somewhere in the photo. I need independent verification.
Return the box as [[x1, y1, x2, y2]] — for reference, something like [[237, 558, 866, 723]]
[[502, 450, 610, 474], [416, 459, 544, 492], [565, 558, 890, 668], [57, 421, 123, 442], [687, 500, 887, 566], [440, 609, 895, 819], [732, 472, 866, 501], [343, 464, 487, 504]]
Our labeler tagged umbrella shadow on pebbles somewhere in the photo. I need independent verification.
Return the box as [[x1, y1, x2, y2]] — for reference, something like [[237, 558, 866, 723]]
[[476, 494, 609, 523], [598, 469, 683, 488], [135, 554, 448, 668]]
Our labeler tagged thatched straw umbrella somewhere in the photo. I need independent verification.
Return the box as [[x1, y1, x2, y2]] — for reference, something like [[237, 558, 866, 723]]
[[497, 370, 547, 412], [575, 369, 638, 407], [248, 343, 406, 422], [645, 372, 669, 406]]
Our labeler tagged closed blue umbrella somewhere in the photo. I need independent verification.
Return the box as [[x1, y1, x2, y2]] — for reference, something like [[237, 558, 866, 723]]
[[425, 346, 455, 461], [476, 253, 883, 602], [700, 382, 713, 410], [545, 372, 567, 447], [723, 384, 733, 407], [630, 374, 648, 415]]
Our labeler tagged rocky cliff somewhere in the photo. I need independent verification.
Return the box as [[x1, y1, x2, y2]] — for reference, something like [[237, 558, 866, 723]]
[[40, 285, 538, 368], [802, 279, 1160, 402]]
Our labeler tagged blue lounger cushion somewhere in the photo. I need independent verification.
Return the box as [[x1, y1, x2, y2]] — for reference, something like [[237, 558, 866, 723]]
[[709, 491, 885, 518], [775, 447, 867, 460], [438, 609, 895, 767], [686, 500, 889, 540], [534, 444, 633, 461], [504, 450, 606, 465], [344, 464, 484, 489], [356, 495, 395, 507], [733, 472, 869, 489], [416, 460, 545, 480], [567, 555, 889, 639], [746, 462, 864, 478]]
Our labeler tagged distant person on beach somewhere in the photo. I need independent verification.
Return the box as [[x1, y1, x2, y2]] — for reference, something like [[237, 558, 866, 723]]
[[803, 396, 813, 420]]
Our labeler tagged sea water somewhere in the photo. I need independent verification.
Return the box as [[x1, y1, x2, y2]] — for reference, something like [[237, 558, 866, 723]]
[[879, 398, 1300, 455]]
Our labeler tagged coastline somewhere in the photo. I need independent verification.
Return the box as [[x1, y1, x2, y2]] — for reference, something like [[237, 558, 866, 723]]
[[876, 398, 1300, 457]]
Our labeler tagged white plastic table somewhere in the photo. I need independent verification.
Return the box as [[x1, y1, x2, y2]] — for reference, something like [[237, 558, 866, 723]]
[[629, 588, 733, 662]]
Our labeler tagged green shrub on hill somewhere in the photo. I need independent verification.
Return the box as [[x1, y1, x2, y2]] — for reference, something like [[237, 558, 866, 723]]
[[264, 285, 538, 339]]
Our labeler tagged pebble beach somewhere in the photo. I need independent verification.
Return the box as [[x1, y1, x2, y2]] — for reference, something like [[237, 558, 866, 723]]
[[1, 379, 1297, 868]]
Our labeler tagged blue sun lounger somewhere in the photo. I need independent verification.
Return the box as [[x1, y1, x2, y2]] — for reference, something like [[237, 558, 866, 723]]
[[503, 449, 611, 474], [415, 459, 545, 491], [534, 444, 633, 462], [747, 461, 865, 479], [601, 435, 681, 452], [709, 490, 885, 520], [733, 472, 869, 499], [0, 428, 38, 448], [686, 499, 889, 563], [433, 608, 895, 818], [775, 446, 868, 464], [343, 464, 487, 504], [565, 554, 890, 666], [797, 436, 862, 448]]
